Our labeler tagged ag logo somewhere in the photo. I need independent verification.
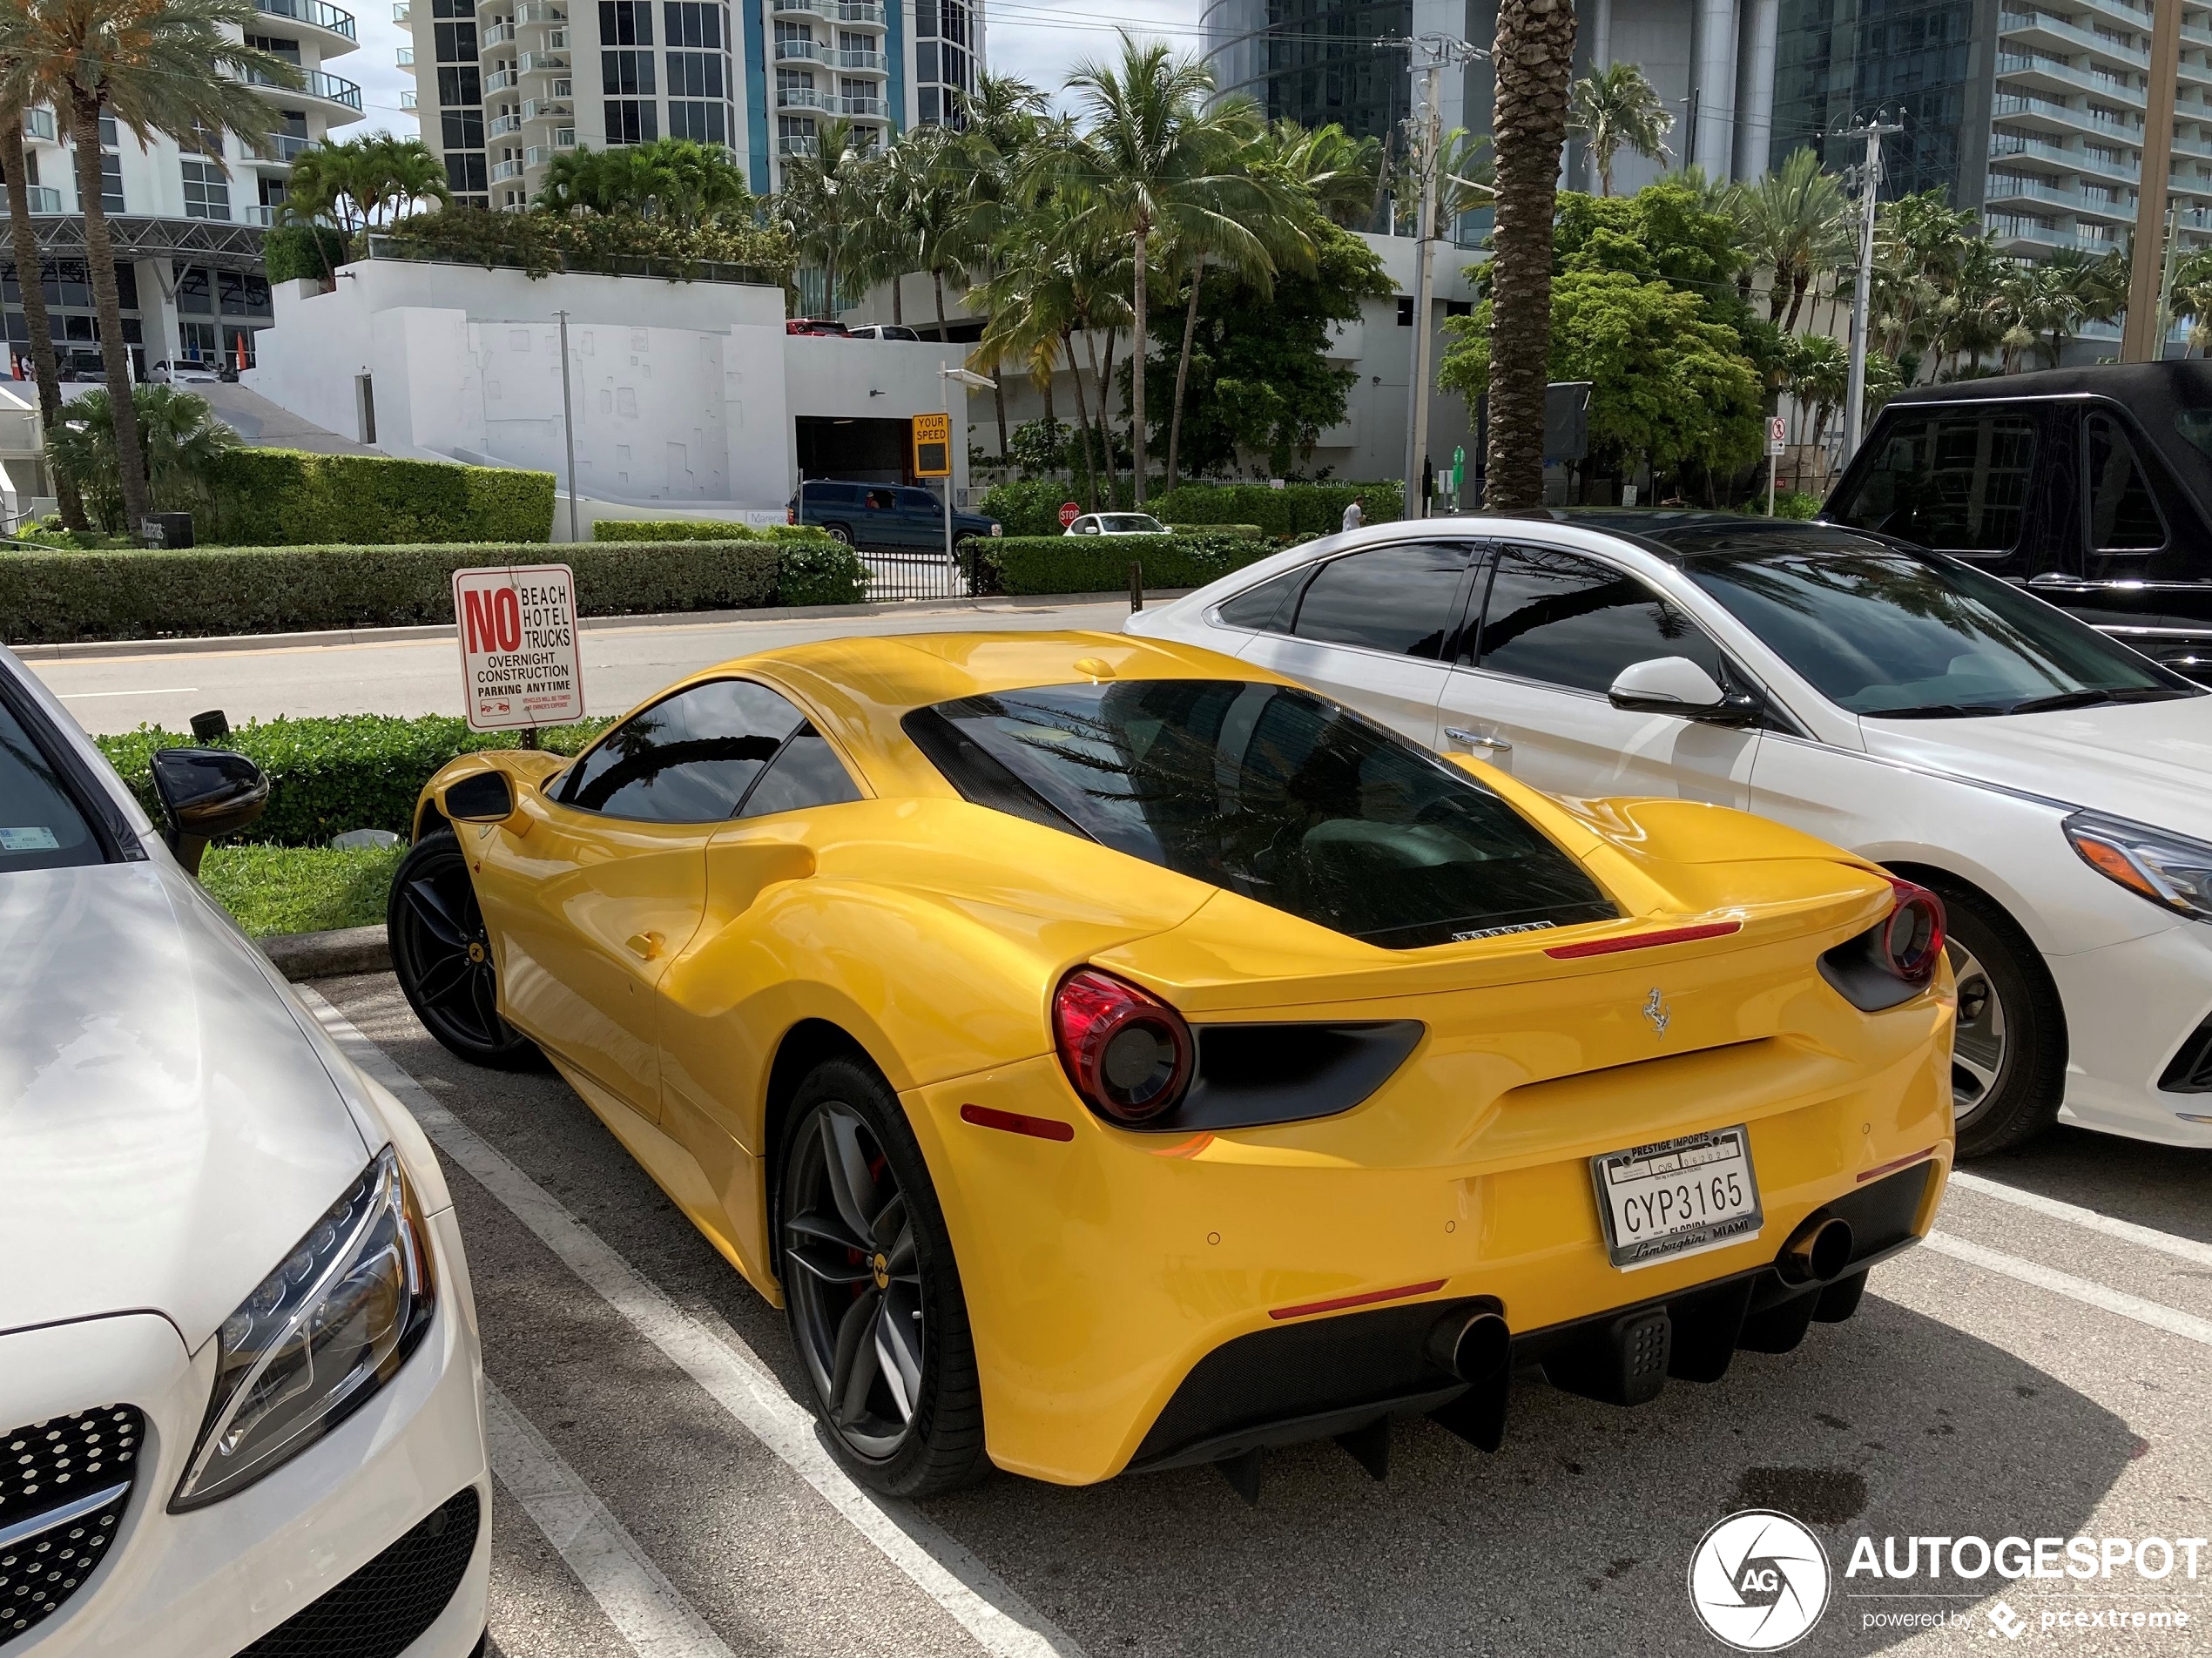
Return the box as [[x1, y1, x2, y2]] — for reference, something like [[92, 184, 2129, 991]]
[[1688, 1509, 1831, 1651]]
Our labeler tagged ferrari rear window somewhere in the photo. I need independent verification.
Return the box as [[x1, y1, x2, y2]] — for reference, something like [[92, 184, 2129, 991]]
[[906, 679, 1616, 950]]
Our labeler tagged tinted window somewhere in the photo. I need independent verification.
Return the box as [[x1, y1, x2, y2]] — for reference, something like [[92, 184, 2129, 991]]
[[1291, 543, 1477, 658], [1677, 530, 2194, 717], [2085, 412, 2167, 553], [907, 679, 1616, 950], [738, 726, 863, 818], [898, 489, 939, 513], [1472, 546, 1723, 691], [1215, 569, 1305, 633], [562, 679, 806, 820], [0, 697, 102, 873], [1829, 413, 2035, 553]]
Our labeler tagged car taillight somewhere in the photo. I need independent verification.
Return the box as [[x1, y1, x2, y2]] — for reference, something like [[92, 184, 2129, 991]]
[[1053, 967, 1192, 1124], [1879, 878, 1946, 983]]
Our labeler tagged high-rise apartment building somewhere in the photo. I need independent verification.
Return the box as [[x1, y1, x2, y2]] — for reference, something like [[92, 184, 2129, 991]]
[[0, 0, 368, 374], [409, 0, 981, 208]]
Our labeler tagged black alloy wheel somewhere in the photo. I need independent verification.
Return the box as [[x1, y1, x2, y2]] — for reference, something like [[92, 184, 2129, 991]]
[[388, 830, 538, 1068], [1928, 879, 2067, 1157], [780, 1058, 987, 1497]]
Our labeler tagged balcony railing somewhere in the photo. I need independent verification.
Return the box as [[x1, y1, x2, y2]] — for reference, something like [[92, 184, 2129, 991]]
[[400, 88, 416, 109], [482, 20, 515, 46], [485, 67, 518, 91], [840, 94, 884, 117], [778, 85, 829, 110], [491, 158, 525, 182], [518, 49, 569, 72], [772, 0, 826, 12], [514, 1, 566, 21], [521, 97, 572, 120], [246, 204, 278, 225], [247, 65, 364, 108], [836, 0, 885, 20], [523, 131, 576, 164], [22, 107, 54, 143], [392, 1, 408, 18], [395, 45, 414, 66], [775, 40, 826, 62], [779, 134, 817, 154], [254, 131, 314, 160], [253, 0, 358, 38], [489, 111, 523, 136], [833, 48, 882, 71], [541, 27, 568, 46], [14, 185, 63, 213]]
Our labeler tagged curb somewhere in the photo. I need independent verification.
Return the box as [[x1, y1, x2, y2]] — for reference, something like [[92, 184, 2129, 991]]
[[262, 923, 391, 981]]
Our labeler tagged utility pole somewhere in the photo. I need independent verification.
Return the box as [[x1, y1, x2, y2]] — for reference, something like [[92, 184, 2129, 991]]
[[1398, 33, 1481, 522], [1840, 113, 1901, 462], [555, 309, 579, 543], [2124, 0, 2183, 361]]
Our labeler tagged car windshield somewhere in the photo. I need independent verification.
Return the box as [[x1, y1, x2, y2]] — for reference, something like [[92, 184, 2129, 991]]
[[1099, 515, 1165, 533], [0, 693, 103, 873], [1674, 529, 2198, 717], [906, 678, 1617, 949]]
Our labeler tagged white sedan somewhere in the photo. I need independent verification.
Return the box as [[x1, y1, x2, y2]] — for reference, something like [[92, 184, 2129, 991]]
[[1128, 514, 2212, 1156], [0, 648, 489, 1654], [1064, 512, 1169, 536]]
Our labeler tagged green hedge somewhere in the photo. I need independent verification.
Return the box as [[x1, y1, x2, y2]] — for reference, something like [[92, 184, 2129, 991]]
[[0, 539, 808, 644], [981, 535, 1273, 597], [205, 449, 556, 546], [98, 715, 613, 847], [1149, 481, 1400, 536], [590, 517, 827, 544], [1163, 522, 1264, 539]]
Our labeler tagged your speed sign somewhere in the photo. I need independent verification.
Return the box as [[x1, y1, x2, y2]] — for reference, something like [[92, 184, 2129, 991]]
[[452, 563, 586, 731]]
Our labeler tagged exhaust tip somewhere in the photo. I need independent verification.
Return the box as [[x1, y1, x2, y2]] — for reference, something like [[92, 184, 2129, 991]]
[[1777, 1214, 1855, 1286], [1428, 1309, 1512, 1382]]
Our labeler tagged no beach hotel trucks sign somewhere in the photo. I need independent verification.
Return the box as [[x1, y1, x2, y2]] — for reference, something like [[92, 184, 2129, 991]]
[[452, 564, 587, 731]]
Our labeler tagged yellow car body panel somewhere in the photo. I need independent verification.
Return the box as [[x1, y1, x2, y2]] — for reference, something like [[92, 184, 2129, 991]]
[[415, 630, 1956, 1485]]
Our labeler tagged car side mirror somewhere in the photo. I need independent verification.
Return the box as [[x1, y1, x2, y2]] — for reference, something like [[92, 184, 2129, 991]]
[[1608, 657, 1736, 718], [150, 747, 268, 877], [441, 770, 517, 824]]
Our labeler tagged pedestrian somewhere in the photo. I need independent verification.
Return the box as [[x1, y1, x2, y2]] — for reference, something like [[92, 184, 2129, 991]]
[[1341, 498, 1363, 532]]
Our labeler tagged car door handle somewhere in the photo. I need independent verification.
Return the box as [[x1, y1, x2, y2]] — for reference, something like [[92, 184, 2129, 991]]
[[624, 931, 664, 960], [1445, 727, 1513, 752]]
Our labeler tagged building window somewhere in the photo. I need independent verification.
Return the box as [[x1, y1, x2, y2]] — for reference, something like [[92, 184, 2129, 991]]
[[600, 0, 654, 44], [668, 99, 725, 142], [244, 32, 302, 62], [219, 272, 272, 317], [438, 66, 482, 105], [446, 152, 489, 191], [443, 108, 485, 147], [837, 29, 871, 57], [604, 50, 656, 93], [604, 99, 658, 143], [918, 85, 938, 123], [432, 0, 474, 15], [434, 21, 478, 59], [180, 158, 232, 220], [778, 67, 814, 93], [915, 41, 935, 80], [98, 152, 123, 213], [667, 51, 720, 97], [664, 2, 722, 47]]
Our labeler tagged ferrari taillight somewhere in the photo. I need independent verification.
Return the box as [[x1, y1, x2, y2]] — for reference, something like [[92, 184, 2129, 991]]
[[1879, 879, 1946, 984], [1053, 967, 1192, 1125]]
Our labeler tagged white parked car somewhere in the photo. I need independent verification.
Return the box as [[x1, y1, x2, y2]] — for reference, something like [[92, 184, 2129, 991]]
[[1129, 515, 2212, 1156], [148, 359, 220, 385], [1064, 512, 1169, 536], [0, 647, 489, 1655]]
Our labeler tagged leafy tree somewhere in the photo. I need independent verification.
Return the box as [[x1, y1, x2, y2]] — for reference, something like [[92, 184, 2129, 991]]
[[1737, 147, 1852, 330], [535, 138, 752, 226], [771, 117, 879, 312], [1257, 119, 1381, 230], [1568, 61, 1671, 197], [288, 133, 451, 234], [1553, 183, 1747, 296], [48, 382, 236, 530]]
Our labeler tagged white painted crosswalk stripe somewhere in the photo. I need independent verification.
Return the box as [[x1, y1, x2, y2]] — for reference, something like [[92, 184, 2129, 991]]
[[1946, 1169, 2212, 1269], [1922, 1230, 2212, 1348]]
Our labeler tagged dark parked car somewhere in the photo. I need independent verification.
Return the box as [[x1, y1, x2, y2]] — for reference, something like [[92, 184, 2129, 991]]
[[1824, 361, 2212, 678], [788, 479, 1001, 554]]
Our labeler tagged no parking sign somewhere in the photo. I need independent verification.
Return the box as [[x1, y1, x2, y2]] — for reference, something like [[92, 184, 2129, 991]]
[[452, 563, 586, 731]]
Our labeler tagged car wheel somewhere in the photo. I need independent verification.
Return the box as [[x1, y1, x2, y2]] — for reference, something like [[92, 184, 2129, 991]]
[[779, 1057, 988, 1497], [387, 829, 539, 1069], [825, 522, 855, 547], [1928, 880, 2066, 1156]]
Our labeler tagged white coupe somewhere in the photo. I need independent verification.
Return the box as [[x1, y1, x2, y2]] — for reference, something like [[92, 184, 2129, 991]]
[[0, 647, 489, 1655], [1128, 514, 2212, 1155]]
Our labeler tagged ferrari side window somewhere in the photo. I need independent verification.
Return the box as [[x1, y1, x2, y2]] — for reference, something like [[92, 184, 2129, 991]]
[[738, 725, 864, 818], [562, 678, 806, 822]]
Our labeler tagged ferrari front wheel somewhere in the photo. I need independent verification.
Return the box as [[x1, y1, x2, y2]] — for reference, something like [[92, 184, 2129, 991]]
[[388, 830, 539, 1069], [779, 1058, 988, 1497]]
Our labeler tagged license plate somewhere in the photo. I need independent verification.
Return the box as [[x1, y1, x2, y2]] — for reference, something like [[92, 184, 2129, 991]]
[[1590, 1126, 1764, 1270]]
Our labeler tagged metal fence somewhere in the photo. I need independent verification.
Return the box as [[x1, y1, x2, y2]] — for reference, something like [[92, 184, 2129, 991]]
[[852, 542, 993, 603]]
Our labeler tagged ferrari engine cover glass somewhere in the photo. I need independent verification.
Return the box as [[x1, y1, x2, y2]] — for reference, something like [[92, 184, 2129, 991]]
[[910, 678, 1617, 949]]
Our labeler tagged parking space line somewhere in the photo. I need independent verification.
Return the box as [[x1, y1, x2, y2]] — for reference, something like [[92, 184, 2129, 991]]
[[301, 990, 1087, 1658], [1947, 1171, 2212, 1268], [485, 1382, 738, 1658], [1924, 1231, 2212, 1346]]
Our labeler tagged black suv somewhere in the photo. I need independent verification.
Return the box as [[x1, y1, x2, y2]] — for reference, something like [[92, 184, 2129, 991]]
[[788, 479, 1001, 554], [1824, 361, 2212, 679]]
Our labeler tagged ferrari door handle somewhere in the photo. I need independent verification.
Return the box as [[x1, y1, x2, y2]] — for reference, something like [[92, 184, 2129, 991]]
[[624, 931, 664, 960], [1446, 727, 1512, 752]]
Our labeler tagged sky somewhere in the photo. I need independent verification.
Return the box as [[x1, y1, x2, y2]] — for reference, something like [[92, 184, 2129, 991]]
[[351, 0, 1208, 141]]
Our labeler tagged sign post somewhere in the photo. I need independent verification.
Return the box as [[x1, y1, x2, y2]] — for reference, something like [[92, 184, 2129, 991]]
[[1058, 500, 1080, 529], [453, 563, 586, 744], [1766, 415, 1788, 516], [1452, 444, 1465, 512], [913, 410, 953, 564]]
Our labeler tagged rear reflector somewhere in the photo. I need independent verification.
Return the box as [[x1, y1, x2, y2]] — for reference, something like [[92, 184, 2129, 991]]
[[1269, 1278, 1447, 1321], [960, 1103, 1075, 1142], [1544, 921, 1743, 959], [1856, 1146, 1939, 1183]]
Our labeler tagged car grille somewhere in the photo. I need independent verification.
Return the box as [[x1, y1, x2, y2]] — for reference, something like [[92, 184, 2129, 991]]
[[235, 1486, 480, 1658], [0, 1405, 144, 1648], [2157, 1013, 2212, 1094]]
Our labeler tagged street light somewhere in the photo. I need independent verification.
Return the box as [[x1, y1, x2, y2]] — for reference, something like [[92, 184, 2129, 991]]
[[937, 366, 996, 568]]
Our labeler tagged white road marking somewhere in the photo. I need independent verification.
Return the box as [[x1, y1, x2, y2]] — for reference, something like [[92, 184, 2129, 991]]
[[300, 989, 1086, 1658], [1947, 1170, 2212, 1269], [56, 686, 199, 698], [485, 1382, 738, 1658], [1923, 1231, 2212, 1348]]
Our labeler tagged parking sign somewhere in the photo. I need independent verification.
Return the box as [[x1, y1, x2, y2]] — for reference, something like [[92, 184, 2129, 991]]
[[452, 563, 586, 731], [1767, 416, 1788, 457]]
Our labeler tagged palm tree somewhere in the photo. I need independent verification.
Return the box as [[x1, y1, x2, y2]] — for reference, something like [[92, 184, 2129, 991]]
[[1487, 0, 1579, 509], [1049, 36, 1264, 504], [0, 109, 84, 527], [46, 381, 234, 529], [772, 116, 877, 315], [1567, 61, 1670, 197], [1737, 147, 1853, 331], [290, 133, 449, 232], [0, 0, 296, 534], [951, 74, 1048, 457], [1258, 119, 1380, 228]]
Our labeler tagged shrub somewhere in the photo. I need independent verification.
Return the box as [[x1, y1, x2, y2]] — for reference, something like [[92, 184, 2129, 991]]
[[262, 225, 350, 286], [590, 518, 831, 545], [98, 714, 614, 847], [775, 539, 869, 605], [1163, 522, 1264, 539], [205, 449, 556, 545], [981, 534, 1272, 597], [1771, 490, 1824, 521], [0, 538, 789, 644], [978, 478, 1083, 537], [1149, 481, 1401, 536]]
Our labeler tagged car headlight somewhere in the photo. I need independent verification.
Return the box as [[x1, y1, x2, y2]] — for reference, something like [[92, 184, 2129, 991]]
[[171, 1146, 436, 1510], [2064, 811, 2212, 923]]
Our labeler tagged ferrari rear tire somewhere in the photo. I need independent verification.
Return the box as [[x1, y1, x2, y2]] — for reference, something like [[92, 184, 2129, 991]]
[[388, 829, 540, 1069], [779, 1057, 988, 1497], [1929, 880, 2066, 1158]]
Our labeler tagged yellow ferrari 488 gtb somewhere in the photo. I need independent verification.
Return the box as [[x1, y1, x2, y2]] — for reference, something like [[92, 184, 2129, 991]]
[[394, 631, 1953, 1500]]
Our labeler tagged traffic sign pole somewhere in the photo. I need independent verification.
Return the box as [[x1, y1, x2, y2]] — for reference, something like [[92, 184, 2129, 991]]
[[1765, 415, 1787, 516]]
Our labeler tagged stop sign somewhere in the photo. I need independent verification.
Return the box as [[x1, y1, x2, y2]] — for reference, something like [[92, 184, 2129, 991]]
[[1058, 500, 1081, 528]]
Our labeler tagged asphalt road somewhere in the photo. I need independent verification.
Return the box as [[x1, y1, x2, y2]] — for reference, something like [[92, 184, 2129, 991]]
[[303, 971, 2212, 1658], [24, 596, 1138, 736]]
